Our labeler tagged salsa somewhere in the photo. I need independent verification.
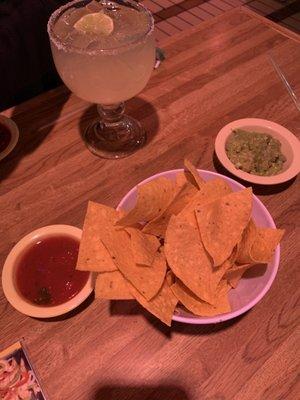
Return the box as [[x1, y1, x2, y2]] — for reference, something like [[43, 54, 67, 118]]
[[16, 235, 89, 306], [0, 122, 11, 153], [225, 129, 286, 176]]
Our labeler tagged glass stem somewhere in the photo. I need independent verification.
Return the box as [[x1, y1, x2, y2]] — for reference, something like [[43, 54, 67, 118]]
[[97, 103, 125, 124]]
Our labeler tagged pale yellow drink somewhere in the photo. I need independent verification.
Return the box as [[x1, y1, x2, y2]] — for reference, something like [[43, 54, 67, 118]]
[[48, 0, 155, 159], [49, 0, 155, 105]]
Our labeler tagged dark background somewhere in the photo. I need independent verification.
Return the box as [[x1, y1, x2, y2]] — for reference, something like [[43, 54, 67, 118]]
[[0, 0, 68, 111]]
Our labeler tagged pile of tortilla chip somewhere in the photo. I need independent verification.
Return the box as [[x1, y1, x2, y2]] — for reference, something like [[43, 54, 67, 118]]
[[76, 160, 284, 326]]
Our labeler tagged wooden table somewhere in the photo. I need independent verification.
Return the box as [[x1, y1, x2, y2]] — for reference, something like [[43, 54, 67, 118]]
[[1, 7, 299, 400]]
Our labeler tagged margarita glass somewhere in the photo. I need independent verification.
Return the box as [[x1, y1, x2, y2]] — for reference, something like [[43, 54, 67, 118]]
[[48, 0, 155, 158]]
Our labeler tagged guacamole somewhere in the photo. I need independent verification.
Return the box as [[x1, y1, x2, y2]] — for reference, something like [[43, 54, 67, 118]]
[[225, 129, 286, 176]]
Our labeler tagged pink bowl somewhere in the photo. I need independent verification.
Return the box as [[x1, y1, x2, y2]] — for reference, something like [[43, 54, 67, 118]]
[[117, 169, 280, 324]]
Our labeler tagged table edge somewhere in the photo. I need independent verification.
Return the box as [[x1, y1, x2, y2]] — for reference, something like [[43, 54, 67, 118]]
[[157, 6, 300, 47], [241, 6, 300, 43]]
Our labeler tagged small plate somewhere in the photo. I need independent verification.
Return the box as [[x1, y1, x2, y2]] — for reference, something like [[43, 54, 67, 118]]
[[118, 169, 280, 325], [0, 115, 19, 161], [2, 225, 93, 318], [215, 118, 300, 185]]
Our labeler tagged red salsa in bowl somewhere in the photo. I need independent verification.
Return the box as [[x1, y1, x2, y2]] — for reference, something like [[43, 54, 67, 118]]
[[15, 235, 89, 306]]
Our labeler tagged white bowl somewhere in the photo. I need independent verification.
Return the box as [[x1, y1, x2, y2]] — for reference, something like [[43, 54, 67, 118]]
[[2, 225, 93, 318], [215, 118, 300, 185], [0, 114, 19, 161], [118, 169, 280, 325]]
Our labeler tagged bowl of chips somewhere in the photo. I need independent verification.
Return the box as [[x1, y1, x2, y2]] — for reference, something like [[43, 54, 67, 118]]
[[76, 161, 284, 325]]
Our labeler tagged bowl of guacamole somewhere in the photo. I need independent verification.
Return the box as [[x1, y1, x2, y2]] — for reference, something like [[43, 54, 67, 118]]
[[225, 129, 286, 176], [215, 118, 300, 185]]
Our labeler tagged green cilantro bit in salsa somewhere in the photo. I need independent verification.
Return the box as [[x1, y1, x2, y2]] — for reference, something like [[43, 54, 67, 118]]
[[34, 287, 52, 305], [225, 129, 286, 176]]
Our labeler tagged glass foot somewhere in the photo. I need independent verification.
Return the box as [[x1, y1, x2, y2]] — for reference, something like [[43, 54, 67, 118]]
[[84, 106, 146, 159]]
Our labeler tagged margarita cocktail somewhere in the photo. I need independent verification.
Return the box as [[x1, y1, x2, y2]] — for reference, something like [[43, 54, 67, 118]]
[[48, 0, 155, 158]]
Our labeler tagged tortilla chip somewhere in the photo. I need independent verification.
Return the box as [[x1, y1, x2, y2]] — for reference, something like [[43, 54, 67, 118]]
[[236, 221, 284, 264], [130, 278, 178, 326], [211, 259, 232, 292], [125, 227, 160, 266], [250, 227, 284, 263], [165, 214, 215, 304], [236, 219, 257, 264], [178, 178, 232, 226], [166, 270, 176, 286], [184, 159, 205, 189], [170, 182, 199, 215], [117, 177, 175, 227], [116, 222, 143, 231], [195, 188, 252, 267], [171, 279, 231, 316], [82, 202, 166, 300], [225, 263, 254, 288], [102, 231, 167, 301], [76, 201, 117, 272], [229, 245, 238, 264], [175, 171, 188, 189], [142, 181, 197, 237], [95, 271, 133, 299]]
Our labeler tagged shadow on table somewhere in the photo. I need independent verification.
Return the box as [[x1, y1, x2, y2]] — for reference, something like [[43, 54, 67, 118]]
[[213, 152, 297, 195], [94, 384, 189, 400], [78, 97, 160, 149], [171, 313, 246, 336], [110, 300, 246, 337], [0, 88, 70, 183], [243, 263, 267, 279], [110, 300, 172, 338]]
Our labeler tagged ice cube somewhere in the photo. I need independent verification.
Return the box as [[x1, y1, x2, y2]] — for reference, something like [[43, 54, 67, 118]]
[[86, 39, 101, 51], [53, 16, 71, 40], [69, 30, 98, 49], [63, 7, 90, 26]]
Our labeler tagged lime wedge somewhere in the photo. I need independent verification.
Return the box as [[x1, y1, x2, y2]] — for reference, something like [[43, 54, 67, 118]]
[[74, 12, 114, 35]]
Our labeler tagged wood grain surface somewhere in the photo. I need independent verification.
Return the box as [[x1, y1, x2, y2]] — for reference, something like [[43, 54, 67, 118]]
[[1, 8, 299, 400]]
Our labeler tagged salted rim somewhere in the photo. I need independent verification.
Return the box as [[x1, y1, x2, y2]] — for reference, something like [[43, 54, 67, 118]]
[[47, 0, 154, 55]]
